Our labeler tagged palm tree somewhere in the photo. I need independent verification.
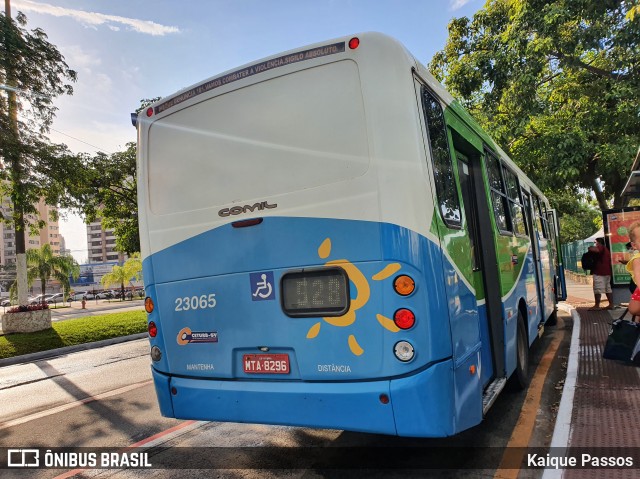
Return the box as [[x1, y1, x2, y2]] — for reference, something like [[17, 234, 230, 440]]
[[11, 244, 80, 303], [101, 253, 142, 301]]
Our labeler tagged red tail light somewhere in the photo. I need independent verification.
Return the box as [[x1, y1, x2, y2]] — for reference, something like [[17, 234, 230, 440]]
[[148, 321, 158, 337], [348, 37, 360, 49], [394, 309, 415, 330]]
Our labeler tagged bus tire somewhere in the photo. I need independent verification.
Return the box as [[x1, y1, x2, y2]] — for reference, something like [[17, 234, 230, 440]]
[[508, 312, 529, 391], [546, 305, 558, 327]]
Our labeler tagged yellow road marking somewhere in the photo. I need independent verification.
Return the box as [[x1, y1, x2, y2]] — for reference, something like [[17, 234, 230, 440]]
[[493, 316, 565, 479]]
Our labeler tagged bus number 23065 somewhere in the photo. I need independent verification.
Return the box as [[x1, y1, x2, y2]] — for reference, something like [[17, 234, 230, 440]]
[[175, 294, 217, 312]]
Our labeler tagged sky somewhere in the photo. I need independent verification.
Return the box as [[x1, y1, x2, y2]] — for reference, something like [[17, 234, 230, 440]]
[[6, 0, 483, 263]]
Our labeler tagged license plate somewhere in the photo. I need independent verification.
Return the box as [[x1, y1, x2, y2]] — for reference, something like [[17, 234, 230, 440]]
[[243, 354, 290, 374]]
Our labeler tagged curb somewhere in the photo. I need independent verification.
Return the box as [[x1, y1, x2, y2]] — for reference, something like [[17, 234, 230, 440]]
[[0, 333, 148, 367], [541, 302, 580, 479]]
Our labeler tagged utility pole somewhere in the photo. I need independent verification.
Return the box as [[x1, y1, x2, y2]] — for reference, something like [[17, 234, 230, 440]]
[[3, 0, 28, 306]]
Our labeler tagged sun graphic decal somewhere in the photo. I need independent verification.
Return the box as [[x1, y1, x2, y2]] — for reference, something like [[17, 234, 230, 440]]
[[305, 237, 402, 356]]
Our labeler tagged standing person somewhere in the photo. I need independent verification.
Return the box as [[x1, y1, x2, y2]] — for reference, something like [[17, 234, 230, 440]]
[[625, 222, 640, 318], [618, 241, 637, 293], [588, 237, 614, 311]]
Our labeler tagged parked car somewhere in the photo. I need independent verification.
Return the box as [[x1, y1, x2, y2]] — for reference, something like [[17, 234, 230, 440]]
[[1, 299, 13, 307], [29, 294, 54, 305], [46, 293, 65, 304], [112, 289, 125, 299], [103, 290, 116, 299], [83, 291, 110, 300]]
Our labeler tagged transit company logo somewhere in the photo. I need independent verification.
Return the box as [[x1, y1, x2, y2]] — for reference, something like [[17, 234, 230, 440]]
[[177, 327, 218, 345], [306, 238, 403, 356]]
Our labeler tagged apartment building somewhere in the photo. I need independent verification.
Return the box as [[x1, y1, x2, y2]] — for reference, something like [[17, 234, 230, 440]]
[[0, 197, 61, 266], [59, 235, 71, 257], [86, 220, 124, 263], [38, 199, 61, 256]]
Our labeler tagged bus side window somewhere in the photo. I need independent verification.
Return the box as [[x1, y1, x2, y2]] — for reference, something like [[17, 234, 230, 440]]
[[540, 209, 550, 239], [533, 195, 548, 238], [519, 186, 530, 236], [486, 151, 510, 233], [421, 88, 462, 229], [503, 168, 527, 236]]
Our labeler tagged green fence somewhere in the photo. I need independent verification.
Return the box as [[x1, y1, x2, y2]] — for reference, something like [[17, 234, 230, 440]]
[[561, 240, 592, 276], [563, 239, 632, 287]]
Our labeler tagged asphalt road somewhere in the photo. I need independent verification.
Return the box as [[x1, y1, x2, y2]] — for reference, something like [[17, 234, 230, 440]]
[[0, 311, 572, 479]]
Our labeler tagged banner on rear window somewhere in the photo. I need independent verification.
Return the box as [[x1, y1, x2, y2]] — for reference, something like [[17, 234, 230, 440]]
[[155, 42, 345, 114]]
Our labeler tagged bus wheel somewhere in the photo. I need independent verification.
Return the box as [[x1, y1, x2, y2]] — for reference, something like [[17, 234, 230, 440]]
[[509, 313, 529, 391], [546, 305, 558, 327]]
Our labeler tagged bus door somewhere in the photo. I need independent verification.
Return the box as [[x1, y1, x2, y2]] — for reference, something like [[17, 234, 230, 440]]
[[455, 153, 482, 297], [522, 191, 545, 321], [453, 146, 503, 388], [546, 209, 567, 301]]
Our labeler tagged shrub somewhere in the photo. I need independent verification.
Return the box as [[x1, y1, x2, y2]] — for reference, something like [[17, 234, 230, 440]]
[[7, 303, 50, 313]]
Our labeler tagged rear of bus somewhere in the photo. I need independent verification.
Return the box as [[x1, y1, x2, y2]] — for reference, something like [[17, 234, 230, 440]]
[[137, 33, 482, 437]]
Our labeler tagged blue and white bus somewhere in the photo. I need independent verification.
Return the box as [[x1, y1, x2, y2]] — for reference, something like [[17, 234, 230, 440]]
[[136, 32, 566, 437]]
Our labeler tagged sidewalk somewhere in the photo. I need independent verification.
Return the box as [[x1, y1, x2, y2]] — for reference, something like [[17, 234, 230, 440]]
[[547, 276, 640, 479], [0, 299, 146, 366], [0, 298, 144, 335], [50, 298, 144, 320]]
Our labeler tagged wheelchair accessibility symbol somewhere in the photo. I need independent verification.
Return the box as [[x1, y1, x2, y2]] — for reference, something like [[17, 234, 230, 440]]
[[250, 271, 275, 301]]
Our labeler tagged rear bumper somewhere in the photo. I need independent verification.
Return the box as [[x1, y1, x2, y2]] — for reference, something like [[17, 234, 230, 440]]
[[152, 357, 473, 437]]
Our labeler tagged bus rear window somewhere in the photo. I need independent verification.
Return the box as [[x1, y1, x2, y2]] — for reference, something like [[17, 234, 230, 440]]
[[147, 60, 369, 215]]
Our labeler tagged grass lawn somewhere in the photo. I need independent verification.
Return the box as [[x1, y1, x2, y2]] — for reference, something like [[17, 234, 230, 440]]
[[0, 311, 147, 360]]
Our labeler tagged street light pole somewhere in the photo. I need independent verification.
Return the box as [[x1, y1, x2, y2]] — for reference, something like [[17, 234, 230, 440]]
[[3, 0, 29, 306]]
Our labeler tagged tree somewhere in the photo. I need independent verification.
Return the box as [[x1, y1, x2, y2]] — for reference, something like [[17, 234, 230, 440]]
[[63, 98, 159, 253], [545, 190, 602, 243], [1, 2, 77, 305], [430, 0, 640, 211], [11, 243, 79, 301], [100, 253, 142, 300], [78, 142, 140, 253], [0, 262, 15, 293]]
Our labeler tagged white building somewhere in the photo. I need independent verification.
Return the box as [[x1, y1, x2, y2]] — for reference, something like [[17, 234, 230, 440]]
[[86, 219, 125, 263], [0, 197, 61, 266]]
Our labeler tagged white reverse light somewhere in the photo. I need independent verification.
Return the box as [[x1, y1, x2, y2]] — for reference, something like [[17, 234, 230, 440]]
[[394, 341, 415, 362]]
